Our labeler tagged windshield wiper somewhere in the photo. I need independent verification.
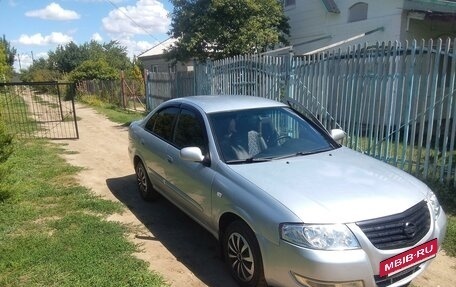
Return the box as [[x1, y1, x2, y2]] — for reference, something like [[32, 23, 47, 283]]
[[225, 157, 272, 164], [272, 147, 333, 160]]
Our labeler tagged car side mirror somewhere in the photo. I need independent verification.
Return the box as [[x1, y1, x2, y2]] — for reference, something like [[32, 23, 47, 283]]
[[180, 147, 205, 162], [330, 129, 346, 144]]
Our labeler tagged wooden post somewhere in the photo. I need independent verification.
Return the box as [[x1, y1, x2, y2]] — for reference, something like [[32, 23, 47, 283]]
[[121, 70, 127, 109]]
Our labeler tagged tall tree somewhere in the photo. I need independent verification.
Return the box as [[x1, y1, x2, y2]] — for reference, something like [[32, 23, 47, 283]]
[[0, 45, 12, 81], [1, 35, 17, 68], [68, 59, 118, 82], [80, 40, 130, 70], [48, 42, 89, 74], [20, 58, 59, 82], [102, 40, 130, 70], [167, 0, 290, 61], [47, 40, 130, 76]]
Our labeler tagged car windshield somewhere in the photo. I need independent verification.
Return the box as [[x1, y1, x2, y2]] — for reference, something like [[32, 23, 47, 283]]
[[209, 107, 337, 163]]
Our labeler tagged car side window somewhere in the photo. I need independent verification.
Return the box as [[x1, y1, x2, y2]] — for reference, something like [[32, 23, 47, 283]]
[[145, 107, 179, 142], [173, 108, 207, 153]]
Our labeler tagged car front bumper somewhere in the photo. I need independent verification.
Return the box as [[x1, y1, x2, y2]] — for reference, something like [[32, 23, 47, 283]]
[[260, 209, 447, 287]]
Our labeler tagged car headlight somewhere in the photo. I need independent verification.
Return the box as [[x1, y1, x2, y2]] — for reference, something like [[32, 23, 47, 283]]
[[280, 223, 360, 250], [427, 191, 441, 219]]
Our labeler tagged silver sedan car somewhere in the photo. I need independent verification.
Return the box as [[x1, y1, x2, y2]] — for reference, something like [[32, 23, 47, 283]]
[[128, 95, 447, 287]]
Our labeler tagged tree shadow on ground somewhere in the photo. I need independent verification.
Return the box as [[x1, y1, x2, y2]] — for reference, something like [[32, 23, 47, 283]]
[[106, 174, 237, 287]]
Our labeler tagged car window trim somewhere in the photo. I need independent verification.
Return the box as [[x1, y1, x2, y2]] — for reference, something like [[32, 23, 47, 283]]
[[144, 104, 180, 144], [284, 98, 340, 148], [168, 104, 210, 155]]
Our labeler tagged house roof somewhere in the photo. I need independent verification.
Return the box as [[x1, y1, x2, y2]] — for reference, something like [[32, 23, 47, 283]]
[[138, 38, 178, 58], [404, 0, 456, 13]]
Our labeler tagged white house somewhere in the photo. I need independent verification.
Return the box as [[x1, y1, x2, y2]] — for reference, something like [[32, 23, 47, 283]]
[[138, 38, 193, 73], [283, 0, 456, 55]]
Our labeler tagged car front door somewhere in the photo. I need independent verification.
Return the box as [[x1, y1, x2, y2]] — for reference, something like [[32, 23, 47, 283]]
[[164, 106, 216, 227]]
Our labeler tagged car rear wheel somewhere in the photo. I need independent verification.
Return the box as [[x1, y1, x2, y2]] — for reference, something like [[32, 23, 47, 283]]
[[135, 161, 159, 201], [223, 221, 267, 287]]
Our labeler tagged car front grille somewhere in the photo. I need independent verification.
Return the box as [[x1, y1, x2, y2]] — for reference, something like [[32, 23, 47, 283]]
[[356, 201, 430, 250], [374, 265, 421, 287]]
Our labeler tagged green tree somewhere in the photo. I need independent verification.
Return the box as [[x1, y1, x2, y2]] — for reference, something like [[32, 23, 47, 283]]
[[102, 40, 130, 70], [79, 40, 130, 70], [68, 58, 118, 82], [22, 40, 132, 82], [0, 45, 12, 81], [1, 35, 17, 67], [48, 41, 89, 74], [167, 0, 290, 61], [47, 40, 130, 76], [20, 58, 59, 82]]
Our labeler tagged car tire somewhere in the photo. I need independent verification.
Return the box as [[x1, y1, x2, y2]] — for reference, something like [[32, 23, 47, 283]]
[[223, 221, 267, 287], [135, 161, 159, 201]]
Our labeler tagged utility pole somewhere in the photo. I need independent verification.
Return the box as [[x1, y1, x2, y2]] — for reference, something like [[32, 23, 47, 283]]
[[17, 54, 22, 70]]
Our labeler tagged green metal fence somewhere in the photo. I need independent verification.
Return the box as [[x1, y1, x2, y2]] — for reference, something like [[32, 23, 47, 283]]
[[147, 38, 456, 183], [0, 81, 79, 139]]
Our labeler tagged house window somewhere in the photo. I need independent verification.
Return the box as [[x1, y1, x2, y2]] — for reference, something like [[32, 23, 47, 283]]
[[283, 0, 296, 7], [348, 2, 368, 23], [151, 65, 158, 72], [168, 64, 176, 73]]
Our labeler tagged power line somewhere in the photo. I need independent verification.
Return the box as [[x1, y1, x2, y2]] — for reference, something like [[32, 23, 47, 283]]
[[104, 0, 169, 49]]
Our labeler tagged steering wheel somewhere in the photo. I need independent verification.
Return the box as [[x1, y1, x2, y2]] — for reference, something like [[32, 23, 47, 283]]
[[276, 135, 292, 145]]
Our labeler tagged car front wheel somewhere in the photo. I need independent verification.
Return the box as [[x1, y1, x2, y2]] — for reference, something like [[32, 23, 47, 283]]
[[135, 161, 159, 201], [223, 221, 267, 287]]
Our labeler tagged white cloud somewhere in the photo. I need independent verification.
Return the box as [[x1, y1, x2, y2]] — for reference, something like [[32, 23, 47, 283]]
[[102, 0, 170, 37], [18, 32, 73, 46], [136, 40, 156, 54], [91, 33, 103, 42], [25, 2, 80, 20], [75, 0, 124, 2], [15, 53, 32, 71], [111, 36, 157, 58], [14, 52, 48, 71]]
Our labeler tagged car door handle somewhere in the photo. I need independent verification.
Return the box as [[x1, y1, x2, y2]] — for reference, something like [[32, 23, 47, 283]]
[[167, 155, 174, 164], [140, 139, 145, 145]]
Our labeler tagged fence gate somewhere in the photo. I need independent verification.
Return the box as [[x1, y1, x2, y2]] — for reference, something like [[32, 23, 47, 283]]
[[0, 81, 79, 139]]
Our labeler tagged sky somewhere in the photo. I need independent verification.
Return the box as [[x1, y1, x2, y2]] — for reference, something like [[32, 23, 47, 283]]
[[0, 0, 174, 71]]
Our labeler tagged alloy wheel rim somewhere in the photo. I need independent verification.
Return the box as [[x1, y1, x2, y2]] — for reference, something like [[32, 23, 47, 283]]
[[137, 165, 147, 194], [227, 232, 254, 282]]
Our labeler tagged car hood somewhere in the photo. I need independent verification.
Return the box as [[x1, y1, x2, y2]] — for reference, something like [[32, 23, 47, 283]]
[[228, 147, 429, 223]]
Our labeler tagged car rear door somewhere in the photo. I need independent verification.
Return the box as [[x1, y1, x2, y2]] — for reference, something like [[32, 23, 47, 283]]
[[141, 106, 179, 190]]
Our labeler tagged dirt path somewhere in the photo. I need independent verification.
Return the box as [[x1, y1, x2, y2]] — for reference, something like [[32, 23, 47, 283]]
[[57, 104, 455, 287]]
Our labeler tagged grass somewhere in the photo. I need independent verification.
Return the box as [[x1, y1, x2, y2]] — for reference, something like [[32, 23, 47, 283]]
[[424, 179, 456, 257], [0, 90, 39, 136], [444, 215, 456, 256], [77, 94, 146, 125], [0, 139, 166, 287]]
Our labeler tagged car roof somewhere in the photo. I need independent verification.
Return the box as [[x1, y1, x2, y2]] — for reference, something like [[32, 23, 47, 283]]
[[167, 95, 287, 114]]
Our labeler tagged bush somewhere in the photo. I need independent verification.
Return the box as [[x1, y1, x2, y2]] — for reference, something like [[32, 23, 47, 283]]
[[0, 120, 14, 202], [0, 121, 13, 163]]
